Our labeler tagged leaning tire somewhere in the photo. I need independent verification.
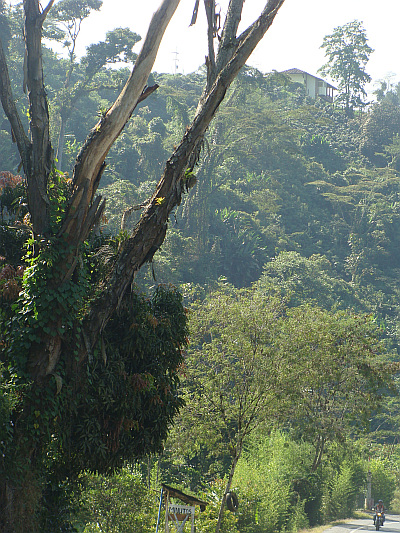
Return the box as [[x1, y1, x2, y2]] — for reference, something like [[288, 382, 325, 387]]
[[226, 492, 239, 512]]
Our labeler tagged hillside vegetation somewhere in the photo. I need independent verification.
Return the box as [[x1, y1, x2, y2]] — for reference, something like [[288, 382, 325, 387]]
[[1, 6, 400, 532]]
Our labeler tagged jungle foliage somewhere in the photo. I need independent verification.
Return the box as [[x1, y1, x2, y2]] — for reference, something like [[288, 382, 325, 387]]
[[1, 2, 400, 532]]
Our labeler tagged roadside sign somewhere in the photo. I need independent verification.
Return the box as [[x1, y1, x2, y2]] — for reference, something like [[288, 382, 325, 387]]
[[159, 484, 208, 533], [169, 505, 193, 515], [167, 504, 195, 532]]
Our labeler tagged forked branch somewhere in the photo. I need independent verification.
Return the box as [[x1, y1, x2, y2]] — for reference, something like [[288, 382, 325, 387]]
[[85, 0, 286, 342], [59, 0, 181, 248]]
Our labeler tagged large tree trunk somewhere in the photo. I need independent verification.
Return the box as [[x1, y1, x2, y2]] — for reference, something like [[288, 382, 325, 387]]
[[23, 0, 54, 235]]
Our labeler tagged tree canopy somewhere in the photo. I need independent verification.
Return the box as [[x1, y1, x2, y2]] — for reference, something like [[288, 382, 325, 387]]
[[319, 20, 373, 115]]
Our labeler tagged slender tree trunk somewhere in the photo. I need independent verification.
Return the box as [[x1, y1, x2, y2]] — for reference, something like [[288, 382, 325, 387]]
[[311, 435, 325, 472], [56, 114, 67, 171], [215, 445, 242, 533]]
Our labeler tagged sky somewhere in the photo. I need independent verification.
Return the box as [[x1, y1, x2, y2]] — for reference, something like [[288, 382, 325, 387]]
[[72, 0, 400, 93], [55, 0, 400, 93]]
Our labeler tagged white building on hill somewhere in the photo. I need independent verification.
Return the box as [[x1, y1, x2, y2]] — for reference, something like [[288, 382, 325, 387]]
[[281, 68, 336, 102]]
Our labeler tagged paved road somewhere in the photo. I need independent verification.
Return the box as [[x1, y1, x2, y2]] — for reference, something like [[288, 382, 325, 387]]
[[323, 515, 400, 533]]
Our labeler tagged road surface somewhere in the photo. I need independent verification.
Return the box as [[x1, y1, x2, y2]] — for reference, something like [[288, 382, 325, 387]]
[[323, 515, 400, 533]]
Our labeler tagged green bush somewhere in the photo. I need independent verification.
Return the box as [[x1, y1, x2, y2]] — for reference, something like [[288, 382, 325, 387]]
[[388, 487, 400, 514], [232, 432, 310, 533], [234, 474, 292, 533], [369, 459, 396, 508], [73, 467, 156, 533], [194, 479, 239, 533], [322, 464, 358, 521], [321, 449, 368, 523], [287, 498, 310, 533]]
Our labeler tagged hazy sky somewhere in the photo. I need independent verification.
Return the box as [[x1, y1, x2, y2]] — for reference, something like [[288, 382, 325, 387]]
[[60, 0, 400, 92]]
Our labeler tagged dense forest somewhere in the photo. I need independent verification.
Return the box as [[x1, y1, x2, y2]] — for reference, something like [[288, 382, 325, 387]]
[[1, 1, 400, 533]]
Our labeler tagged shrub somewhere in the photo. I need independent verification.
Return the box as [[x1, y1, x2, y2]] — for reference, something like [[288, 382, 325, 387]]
[[194, 479, 238, 533], [321, 464, 359, 521], [369, 459, 396, 507], [74, 467, 156, 533]]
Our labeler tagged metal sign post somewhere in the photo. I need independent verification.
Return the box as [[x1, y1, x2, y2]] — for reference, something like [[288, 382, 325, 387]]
[[155, 487, 164, 533]]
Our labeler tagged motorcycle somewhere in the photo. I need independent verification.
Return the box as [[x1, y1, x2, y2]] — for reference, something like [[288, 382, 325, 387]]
[[375, 512, 384, 531]]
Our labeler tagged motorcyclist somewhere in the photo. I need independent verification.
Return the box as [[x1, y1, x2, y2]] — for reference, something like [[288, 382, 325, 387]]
[[374, 500, 385, 525]]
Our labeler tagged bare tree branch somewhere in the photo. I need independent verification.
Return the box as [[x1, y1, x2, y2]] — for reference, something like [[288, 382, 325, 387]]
[[59, 0, 181, 247], [0, 39, 30, 167], [215, 0, 246, 77], [204, 0, 216, 77], [39, 0, 56, 23], [236, 0, 284, 47], [85, 0, 287, 342], [190, 0, 200, 26]]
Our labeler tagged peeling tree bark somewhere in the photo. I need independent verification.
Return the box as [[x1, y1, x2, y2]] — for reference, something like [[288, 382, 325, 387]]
[[59, 0, 181, 249]]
